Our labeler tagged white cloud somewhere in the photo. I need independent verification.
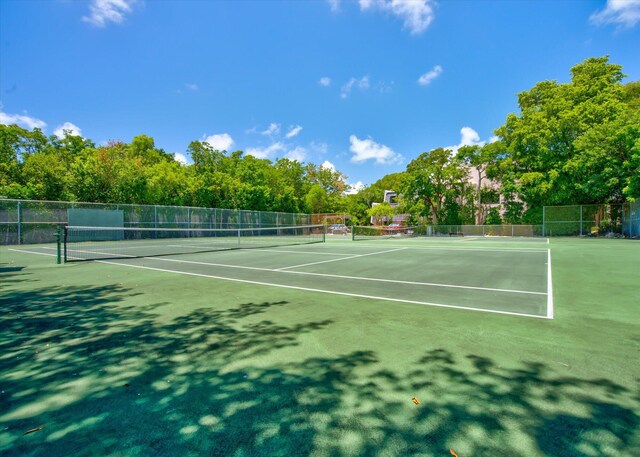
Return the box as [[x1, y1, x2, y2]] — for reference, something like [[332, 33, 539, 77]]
[[261, 122, 281, 136], [0, 111, 47, 130], [286, 146, 306, 162], [359, 0, 435, 35], [349, 135, 403, 165], [185, 83, 199, 91], [321, 160, 336, 171], [446, 126, 492, 154], [174, 152, 188, 165], [285, 125, 303, 139], [590, 0, 640, 29], [418, 65, 442, 86], [345, 181, 365, 195], [310, 141, 328, 154], [460, 126, 481, 146], [341, 76, 370, 99], [82, 0, 137, 28], [246, 142, 285, 159], [326, 0, 341, 12], [204, 133, 234, 151], [54, 122, 82, 138], [319, 77, 332, 87]]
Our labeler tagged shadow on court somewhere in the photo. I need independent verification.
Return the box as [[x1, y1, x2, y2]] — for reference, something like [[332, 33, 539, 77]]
[[0, 266, 638, 456]]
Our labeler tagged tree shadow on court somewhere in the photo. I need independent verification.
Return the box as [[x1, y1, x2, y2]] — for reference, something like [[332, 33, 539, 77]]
[[1, 274, 638, 456], [0, 265, 35, 288]]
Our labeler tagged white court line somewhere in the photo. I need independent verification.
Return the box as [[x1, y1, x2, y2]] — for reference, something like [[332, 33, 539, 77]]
[[9, 248, 58, 257], [340, 243, 548, 253], [16, 246, 547, 296], [547, 249, 554, 319], [92, 259, 551, 320], [155, 256, 546, 296], [276, 247, 408, 271], [167, 246, 352, 257], [9, 247, 549, 318], [250, 248, 355, 256], [44, 245, 355, 258], [64, 248, 137, 258]]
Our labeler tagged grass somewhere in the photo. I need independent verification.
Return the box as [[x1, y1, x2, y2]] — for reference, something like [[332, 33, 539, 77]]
[[0, 237, 638, 456]]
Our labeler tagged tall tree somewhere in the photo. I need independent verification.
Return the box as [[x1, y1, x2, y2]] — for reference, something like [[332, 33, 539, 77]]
[[458, 143, 500, 224], [495, 56, 639, 220], [401, 148, 467, 225]]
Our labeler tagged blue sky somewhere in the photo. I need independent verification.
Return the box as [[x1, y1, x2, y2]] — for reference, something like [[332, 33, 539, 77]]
[[1, 0, 639, 191]]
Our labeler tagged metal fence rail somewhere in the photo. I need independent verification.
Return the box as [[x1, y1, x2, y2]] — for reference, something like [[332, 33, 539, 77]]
[[0, 199, 311, 245]]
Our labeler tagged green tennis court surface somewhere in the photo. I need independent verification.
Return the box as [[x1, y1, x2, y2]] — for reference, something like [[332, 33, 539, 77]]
[[1, 237, 638, 456], [13, 235, 551, 319]]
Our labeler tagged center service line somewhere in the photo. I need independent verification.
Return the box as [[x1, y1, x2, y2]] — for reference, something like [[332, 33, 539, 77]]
[[276, 247, 408, 271]]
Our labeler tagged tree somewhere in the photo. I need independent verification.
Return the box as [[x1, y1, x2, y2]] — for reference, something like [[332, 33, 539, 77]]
[[305, 184, 329, 214], [401, 148, 467, 225], [495, 56, 639, 220], [458, 143, 501, 224], [366, 202, 395, 225]]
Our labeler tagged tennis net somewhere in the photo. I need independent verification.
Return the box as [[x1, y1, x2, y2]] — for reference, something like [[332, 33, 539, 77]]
[[352, 225, 428, 241], [64, 225, 325, 262]]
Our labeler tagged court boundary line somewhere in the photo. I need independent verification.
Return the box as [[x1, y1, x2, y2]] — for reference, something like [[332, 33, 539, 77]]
[[156, 257, 547, 296], [8, 248, 58, 257], [10, 247, 548, 296], [335, 243, 548, 253], [7, 247, 550, 319], [94, 259, 552, 320], [547, 249, 554, 319]]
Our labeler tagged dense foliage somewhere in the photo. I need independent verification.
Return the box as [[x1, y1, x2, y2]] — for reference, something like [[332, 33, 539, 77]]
[[0, 130, 347, 214], [1, 57, 638, 224]]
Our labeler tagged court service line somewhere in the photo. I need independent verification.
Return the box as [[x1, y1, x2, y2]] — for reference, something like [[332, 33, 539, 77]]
[[155, 256, 546, 296], [276, 247, 408, 271], [547, 249, 554, 319], [93, 259, 551, 320]]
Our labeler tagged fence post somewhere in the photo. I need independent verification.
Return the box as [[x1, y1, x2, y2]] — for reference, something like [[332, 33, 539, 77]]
[[580, 205, 583, 237], [17, 201, 21, 245], [542, 206, 546, 237]]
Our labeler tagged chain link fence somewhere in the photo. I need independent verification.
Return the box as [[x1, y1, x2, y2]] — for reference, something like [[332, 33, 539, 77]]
[[623, 201, 639, 238], [429, 225, 544, 237], [0, 199, 311, 245], [542, 203, 638, 237]]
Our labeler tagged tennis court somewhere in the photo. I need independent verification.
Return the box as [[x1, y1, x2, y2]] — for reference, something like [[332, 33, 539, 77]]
[[3, 235, 640, 457], [10, 229, 552, 319]]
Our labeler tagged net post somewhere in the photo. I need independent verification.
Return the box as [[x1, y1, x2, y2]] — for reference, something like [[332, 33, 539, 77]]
[[63, 226, 68, 263], [55, 224, 62, 264], [17, 201, 22, 245]]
